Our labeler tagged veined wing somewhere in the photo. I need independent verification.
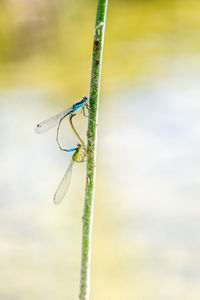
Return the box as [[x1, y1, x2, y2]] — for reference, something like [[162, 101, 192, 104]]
[[53, 159, 74, 205], [35, 106, 73, 133]]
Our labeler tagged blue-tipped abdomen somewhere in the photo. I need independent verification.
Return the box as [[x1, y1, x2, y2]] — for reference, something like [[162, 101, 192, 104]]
[[63, 147, 78, 152]]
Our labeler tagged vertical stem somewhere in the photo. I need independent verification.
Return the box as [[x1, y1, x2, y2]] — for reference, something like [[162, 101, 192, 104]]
[[79, 0, 108, 299]]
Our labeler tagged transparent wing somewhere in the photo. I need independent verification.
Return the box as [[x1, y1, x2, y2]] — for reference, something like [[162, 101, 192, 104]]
[[53, 159, 74, 205], [35, 106, 73, 133]]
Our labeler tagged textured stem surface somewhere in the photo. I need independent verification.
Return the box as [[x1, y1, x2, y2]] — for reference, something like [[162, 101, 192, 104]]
[[79, 0, 108, 299]]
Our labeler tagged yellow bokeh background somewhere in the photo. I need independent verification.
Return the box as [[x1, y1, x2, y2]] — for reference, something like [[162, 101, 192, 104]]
[[1, 1, 200, 299]]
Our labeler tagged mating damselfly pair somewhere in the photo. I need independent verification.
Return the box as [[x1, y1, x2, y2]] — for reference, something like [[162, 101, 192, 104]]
[[35, 96, 89, 205]]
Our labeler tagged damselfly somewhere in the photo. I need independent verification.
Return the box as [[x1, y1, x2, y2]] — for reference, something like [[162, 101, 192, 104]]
[[53, 114, 87, 205], [35, 96, 89, 134]]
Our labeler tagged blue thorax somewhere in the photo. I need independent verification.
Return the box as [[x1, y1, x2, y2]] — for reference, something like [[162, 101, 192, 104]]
[[72, 96, 88, 112]]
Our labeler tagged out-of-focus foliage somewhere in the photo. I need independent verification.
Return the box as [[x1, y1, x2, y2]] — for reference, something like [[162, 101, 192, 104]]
[[1, 1, 200, 299], [0, 0, 200, 96]]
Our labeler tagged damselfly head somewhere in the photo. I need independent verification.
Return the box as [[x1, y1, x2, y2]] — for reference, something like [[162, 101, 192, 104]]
[[83, 96, 88, 102], [72, 143, 86, 162]]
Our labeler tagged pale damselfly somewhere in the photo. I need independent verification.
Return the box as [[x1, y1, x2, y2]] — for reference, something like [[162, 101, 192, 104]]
[[53, 114, 87, 205]]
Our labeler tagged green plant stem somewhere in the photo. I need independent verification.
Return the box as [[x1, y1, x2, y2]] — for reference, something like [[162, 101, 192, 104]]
[[79, 0, 108, 299]]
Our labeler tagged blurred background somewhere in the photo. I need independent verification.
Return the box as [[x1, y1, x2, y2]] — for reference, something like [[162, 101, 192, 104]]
[[1, 0, 200, 299]]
